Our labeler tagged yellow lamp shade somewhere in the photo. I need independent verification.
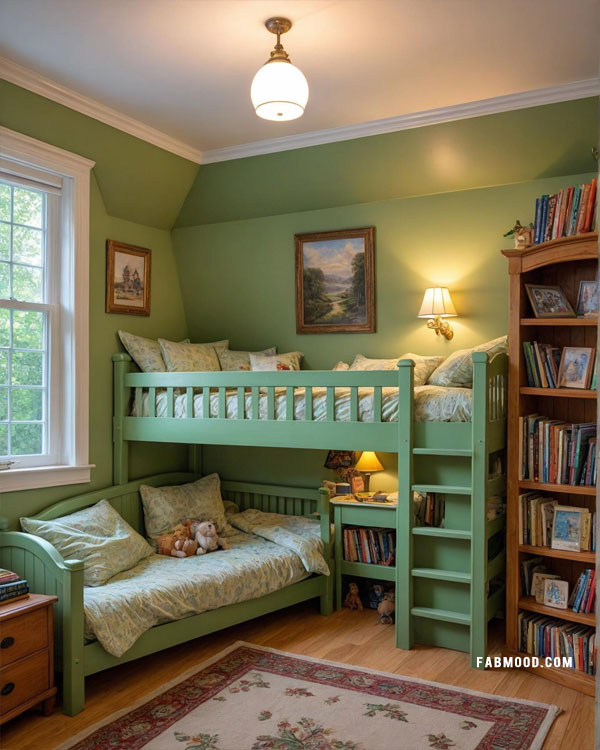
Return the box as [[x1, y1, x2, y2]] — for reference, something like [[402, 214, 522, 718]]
[[418, 287, 457, 318], [354, 451, 384, 473]]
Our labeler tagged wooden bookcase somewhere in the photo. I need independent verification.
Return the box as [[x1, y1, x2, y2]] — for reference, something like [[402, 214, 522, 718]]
[[502, 233, 598, 696]]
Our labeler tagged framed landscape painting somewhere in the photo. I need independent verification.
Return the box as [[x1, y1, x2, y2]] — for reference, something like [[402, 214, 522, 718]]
[[295, 227, 375, 334], [106, 240, 151, 316]]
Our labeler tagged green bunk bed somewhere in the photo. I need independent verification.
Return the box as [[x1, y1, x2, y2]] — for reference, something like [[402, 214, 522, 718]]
[[0, 350, 507, 716]]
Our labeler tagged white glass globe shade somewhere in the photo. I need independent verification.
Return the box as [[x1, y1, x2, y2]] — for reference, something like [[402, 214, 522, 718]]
[[251, 60, 309, 121]]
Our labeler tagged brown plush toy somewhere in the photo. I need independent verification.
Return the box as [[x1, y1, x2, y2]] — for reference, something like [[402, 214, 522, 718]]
[[377, 591, 395, 624], [170, 521, 198, 558], [190, 520, 230, 555], [344, 581, 363, 610]]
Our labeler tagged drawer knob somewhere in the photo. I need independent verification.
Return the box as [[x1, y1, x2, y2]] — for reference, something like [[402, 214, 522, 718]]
[[0, 637, 14, 649], [1, 682, 14, 696]]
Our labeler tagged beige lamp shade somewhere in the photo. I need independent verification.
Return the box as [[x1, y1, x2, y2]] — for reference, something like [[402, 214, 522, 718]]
[[354, 451, 384, 473], [418, 287, 457, 318]]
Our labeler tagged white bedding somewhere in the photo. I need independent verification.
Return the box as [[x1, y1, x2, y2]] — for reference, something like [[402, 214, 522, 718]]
[[134, 384, 473, 422]]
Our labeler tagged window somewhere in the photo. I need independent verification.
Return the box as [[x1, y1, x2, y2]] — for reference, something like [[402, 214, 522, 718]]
[[0, 127, 94, 491]]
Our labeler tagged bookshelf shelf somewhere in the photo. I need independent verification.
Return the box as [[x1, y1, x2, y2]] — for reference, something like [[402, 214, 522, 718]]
[[518, 480, 595, 496], [520, 317, 598, 327], [519, 387, 597, 399], [518, 596, 595, 626], [518, 544, 596, 565], [503, 232, 598, 696]]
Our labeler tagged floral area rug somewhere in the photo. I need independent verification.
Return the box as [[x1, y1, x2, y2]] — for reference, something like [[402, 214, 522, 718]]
[[59, 642, 560, 750]]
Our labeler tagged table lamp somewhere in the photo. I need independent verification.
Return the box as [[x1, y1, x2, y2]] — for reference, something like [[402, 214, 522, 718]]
[[354, 451, 383, 491]]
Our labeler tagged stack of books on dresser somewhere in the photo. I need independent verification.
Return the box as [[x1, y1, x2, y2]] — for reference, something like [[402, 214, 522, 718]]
[[0, 568, 29, 603], [343, 528, 395, 566], [518, 611, 595, 675], [519, 414, 597, 486], [533, 178, 597, 244]]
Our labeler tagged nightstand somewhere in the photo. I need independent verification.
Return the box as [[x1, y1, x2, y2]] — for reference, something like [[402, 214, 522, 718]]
[[0, 594, 58, 724], [331, 495, 397, 610]]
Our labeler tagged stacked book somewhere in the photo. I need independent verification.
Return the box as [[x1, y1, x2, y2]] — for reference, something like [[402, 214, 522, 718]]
[[342, 527, 395, 566], [413, 492, 445, 527], [570, 569, 596, 614], [518, 611, 595, 675], [522, 342, 597, 389], [533, 178, 597, 245], [519, 415, 597, 486], [0, 568, 29, 603], [518, 495, 595, 551]]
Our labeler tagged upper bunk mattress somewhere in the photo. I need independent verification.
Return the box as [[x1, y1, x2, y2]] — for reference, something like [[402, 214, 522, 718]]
[[134, 384, 473, 422]]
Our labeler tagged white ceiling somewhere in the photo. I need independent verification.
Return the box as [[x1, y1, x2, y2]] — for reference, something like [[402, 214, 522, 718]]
[[1, 0, 598, 155]]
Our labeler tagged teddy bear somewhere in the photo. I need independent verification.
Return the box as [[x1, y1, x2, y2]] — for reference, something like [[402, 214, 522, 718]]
[[344, 581, 363, 610], [190, 520, 230, 555], [170, 521, 198, 558], [377, 591, 395, 624]]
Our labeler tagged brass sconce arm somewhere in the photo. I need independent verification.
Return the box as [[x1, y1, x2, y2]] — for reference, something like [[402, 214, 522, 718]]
[[426, 315, 454, 340]]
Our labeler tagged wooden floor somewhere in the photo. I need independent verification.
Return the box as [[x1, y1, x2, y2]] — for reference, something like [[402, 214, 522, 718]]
[[3, 604, 595, 749]]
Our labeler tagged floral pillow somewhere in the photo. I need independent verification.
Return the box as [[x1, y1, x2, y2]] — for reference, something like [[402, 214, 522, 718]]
[[140, 473, 230, 541], [428, 335, 508, 387], [118, 331, 191, 373], [158, 339, 227, 372], [249, 351, 303, 371], [332, 361, 350, 371], [20, 500, 153, 587], [218, 347, 276, 371], [349, 353, 444, 386]]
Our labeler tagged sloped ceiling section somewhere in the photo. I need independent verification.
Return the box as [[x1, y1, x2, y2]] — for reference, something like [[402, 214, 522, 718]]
[[176, 98, 598, 227], [0, 80, 199, 229]]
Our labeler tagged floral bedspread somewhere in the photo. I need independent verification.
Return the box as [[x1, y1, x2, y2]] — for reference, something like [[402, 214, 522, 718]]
[[83, 514, 326, 658]]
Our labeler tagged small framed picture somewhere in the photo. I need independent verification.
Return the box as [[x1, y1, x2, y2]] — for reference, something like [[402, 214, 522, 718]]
[[543, 578, 569, 609], [531, 571, 560, 604], [558, 347, 595, 389], [525, 284, 575, 318], [551, 506, 583, 551], [106, 240, 151, 316], [576, 280, 598, 317]]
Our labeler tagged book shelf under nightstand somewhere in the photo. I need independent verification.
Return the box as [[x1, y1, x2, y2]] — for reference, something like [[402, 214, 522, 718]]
[[502, 232, 597, 697]]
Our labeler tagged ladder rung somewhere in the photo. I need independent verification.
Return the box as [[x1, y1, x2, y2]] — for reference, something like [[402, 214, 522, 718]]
[[412, 484, 472, 495], [413, 448, 472, 457], [411, 568, 471, 584], [411, 607, 470, 625], [412, 527, 471, 540]]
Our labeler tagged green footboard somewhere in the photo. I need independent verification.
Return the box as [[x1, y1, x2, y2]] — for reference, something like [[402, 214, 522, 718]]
[[0, 474, 333, 716]]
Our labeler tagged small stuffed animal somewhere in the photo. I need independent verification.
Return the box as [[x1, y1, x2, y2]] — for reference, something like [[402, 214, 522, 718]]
[[377, 591, 395, 624], [156, 532, 175, 556], [171, 521, 198, 558], [344, 581, 363, 610], [190, 520, 230, 555]]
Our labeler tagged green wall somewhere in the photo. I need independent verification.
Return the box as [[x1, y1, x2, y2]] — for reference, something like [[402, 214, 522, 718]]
[[173, 170, 595, 490], [1, 85, 192, 527]]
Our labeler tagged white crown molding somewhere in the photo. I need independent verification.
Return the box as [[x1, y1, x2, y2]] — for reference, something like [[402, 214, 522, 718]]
[[0, 55, 204, 164], [1, 54, 598, 166], [200, 78, 600, 164]]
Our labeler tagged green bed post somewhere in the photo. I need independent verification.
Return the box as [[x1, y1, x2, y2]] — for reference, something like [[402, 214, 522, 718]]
[[61, 560, 86, 716], [318, 487, 334, 616], [113, 353, 131, 485], [396, 359, 414, 649], [470, 352, 490, 667]]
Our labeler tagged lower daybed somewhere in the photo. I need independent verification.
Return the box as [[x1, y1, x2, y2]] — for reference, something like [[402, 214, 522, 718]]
[[0, 474, 333, 716]]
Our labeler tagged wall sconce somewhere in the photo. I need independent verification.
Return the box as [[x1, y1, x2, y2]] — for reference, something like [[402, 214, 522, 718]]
[[418, 287, 457, 340]]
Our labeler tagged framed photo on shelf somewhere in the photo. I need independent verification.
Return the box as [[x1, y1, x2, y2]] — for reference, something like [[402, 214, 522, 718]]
[[525, 284, 575, 318], [551, 506, 583, 552], [543, 578, 569, 609], [295, 227, 375, 334], [576, 280, 598, 317], [557, 346, 595, 389], [532, 571, 560, 604], [106, 240, 151, 316]]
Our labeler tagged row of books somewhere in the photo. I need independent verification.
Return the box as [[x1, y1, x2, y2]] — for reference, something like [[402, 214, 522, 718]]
[[413, 492, 445, 527], [0, 568, 29, 603], [518, 494, 595, 551], [518, 611, 595, 675], [522, 342, 597, 390], [342, 527, 395, 566], [519, 415, 597, 486], [533, 179, 597, 245], [570, 570, 596, 614]]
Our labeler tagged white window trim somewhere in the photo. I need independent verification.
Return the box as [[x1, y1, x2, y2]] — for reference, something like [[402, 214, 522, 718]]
[[0, 126, 95, 492]]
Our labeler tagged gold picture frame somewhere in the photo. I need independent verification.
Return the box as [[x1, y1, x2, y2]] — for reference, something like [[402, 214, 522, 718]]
[[106, 240, 151, 316]]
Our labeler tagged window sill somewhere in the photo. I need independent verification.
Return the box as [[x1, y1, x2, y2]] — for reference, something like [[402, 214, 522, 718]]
[[0, 464, 95, 492]]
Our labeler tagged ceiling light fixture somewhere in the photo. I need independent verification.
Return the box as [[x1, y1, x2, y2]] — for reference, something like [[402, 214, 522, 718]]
[[251, 17, 309, 122]]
